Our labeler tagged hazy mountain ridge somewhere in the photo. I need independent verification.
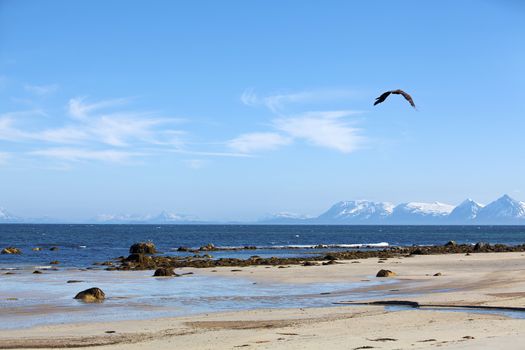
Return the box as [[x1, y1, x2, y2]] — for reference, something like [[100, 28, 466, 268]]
[[264, 195, 525, 225], [1, 194, 525, 224]]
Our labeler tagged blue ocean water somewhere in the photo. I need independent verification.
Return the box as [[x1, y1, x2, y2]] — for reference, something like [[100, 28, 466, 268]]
[[1, 224, 525, 268]]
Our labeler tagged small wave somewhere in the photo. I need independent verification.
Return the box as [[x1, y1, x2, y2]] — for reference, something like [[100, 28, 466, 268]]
[[177, 242, 389, 251]]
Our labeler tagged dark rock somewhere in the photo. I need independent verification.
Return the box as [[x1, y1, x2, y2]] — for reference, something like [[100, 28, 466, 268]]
[[67, 280, 84, 283], [74, 287, 105, 302], [33, 270, 42, 274], [324, 254, 338, 261], [199, 243, 216, 251], [322, 260, 337, 265], [129, 242, 157, 254], [177, 246, 190, 252], [1, 247, 22, 254], [433, 272, 443, 276], [474, 242, 489, 251], [445, 241, 457, 247], [410, 248, 428, 255], [376, 269, 396, 277], [153, 268, 176, 277], [50, 246, 59, 251], [125, 253, 150, 263]]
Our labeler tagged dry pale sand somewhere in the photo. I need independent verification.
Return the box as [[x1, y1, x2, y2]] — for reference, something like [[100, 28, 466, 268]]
[[2, 252, 525, 349]]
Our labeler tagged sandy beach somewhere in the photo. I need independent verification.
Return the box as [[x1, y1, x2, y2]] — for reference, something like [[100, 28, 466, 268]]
[[2, 251, 525, 349]]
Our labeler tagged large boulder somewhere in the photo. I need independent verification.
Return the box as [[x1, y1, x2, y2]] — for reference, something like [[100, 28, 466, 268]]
[[1, 247, 22, 254], [474, 242, 489, 251], [74, 288, 105, 302], [125, 253, 152, 264], [376, 269, 396, 277], [444, 241, 457, 247], [153, 268, 176, 277], [199, 243, 216, 251], [129, 242, 157, 254]]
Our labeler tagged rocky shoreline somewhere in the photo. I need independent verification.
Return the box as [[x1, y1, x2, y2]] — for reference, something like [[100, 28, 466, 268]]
[[105, 241, 525, 271]]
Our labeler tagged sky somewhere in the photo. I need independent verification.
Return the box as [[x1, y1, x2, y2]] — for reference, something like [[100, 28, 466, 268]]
[[0, 0, 524, 221]]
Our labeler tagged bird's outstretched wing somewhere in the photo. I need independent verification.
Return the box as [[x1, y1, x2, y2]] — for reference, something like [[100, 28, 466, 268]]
[[374, 89, 416, 109], [374, 91, 392, 105], [392, 89, 416, 108]]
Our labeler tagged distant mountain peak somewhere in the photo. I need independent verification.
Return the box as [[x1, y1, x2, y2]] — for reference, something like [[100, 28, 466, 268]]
[[476, 194, 525, 223]]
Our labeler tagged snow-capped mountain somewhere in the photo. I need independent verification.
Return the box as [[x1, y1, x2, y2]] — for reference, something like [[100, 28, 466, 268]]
[[476, 195, 525, 224], [259, 212, 314, 224], [0, 207, 18, 222], [448, 199, 483, 222], [317, 200, 394, 223], [94, 211, 200, 224], [390, 202, 455, 224], [287, 195, 525, 224]]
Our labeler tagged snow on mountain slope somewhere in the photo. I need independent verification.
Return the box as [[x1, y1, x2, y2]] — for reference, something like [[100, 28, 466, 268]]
[[318, 200, 394, 222], [394, 201, 454, 216], [0, 207, 18, 222], [476, 195, 525, 223], [448, 199, 483, 222]]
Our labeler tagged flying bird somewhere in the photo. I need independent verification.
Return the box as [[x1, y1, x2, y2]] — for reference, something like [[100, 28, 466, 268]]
[[374, 89, 416, 109]]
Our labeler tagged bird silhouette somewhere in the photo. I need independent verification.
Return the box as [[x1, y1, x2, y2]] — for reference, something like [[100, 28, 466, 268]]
[[374, 89, 416, 109]]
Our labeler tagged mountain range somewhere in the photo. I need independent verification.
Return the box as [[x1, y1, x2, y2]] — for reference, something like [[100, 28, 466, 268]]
[[262, 194, 525, 225], [1, 194, 525, 225]]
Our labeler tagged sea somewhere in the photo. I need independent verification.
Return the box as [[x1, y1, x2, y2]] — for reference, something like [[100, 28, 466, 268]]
[[2, 224, 525, 329], [2, 224, 525, 268]]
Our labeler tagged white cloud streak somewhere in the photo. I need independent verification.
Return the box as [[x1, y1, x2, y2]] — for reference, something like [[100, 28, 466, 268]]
[[274, 112, 364, 153], [30, 148, 144, 163], [228, 132, 292, 153], [240, 88, 358, 113], [0, 98, 187, 164], [235, 88, 366, 154], [24, 84, 59, 96]]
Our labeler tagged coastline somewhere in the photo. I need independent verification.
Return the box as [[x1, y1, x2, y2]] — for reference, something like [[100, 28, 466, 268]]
[[2, 252, 525, 349]]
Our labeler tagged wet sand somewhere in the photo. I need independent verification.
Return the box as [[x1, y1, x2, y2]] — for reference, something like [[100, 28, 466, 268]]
[[2, 252, 525, 349]]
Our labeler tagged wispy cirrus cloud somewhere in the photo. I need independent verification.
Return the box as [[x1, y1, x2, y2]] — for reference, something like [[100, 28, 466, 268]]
[[24, 84, 59, 96], [227, 132, 292, 153], [30, 147, 144, 163], [240, 88, 359, 113], [233, 88, 366, 154], [274, 111, 364, 153], [0, 97, 187, 164], [68, 97, 130, 120]]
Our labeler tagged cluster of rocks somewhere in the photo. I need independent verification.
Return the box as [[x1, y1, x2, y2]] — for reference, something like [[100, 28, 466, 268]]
[[1, 247, 22, 254], [1, 246, 62, 254], [107, 241, 525, 271], [176, 244, 257, 254]]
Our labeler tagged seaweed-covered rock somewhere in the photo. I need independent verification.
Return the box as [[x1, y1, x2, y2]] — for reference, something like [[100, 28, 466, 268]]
[[129, 242, 157, 254], [474, 242, 489, 251], [376, 269, 396, 277], [153, 268, 176, 277], [74, 287, 105, 302], [1, 247, 21, 254], [199, 243, 216, 251]]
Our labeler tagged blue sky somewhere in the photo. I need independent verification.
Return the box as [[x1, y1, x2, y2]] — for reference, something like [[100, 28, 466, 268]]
[[0, 0, 524, 220]]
